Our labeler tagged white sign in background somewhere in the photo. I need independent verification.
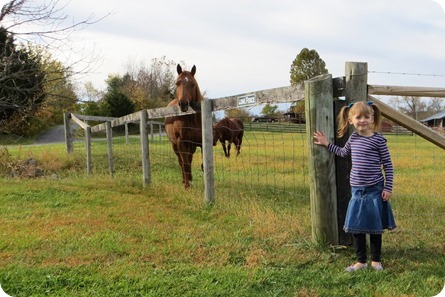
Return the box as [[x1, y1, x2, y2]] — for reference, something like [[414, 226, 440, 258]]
[[237, 94, 256, 107]]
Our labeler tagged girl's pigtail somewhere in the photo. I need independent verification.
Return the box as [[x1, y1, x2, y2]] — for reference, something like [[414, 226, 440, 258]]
[[337, 105, 350, 138], [371, 104, 382, 132]]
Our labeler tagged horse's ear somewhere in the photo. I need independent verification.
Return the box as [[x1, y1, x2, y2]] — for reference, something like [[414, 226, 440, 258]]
[[177, 64, 182, 74], [191, 65, 196, 76]]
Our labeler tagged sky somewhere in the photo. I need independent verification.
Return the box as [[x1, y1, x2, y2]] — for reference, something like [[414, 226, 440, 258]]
[[8, 0, 445, 101]]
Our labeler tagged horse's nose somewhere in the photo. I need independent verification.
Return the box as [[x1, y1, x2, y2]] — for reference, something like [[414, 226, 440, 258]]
[[178, 99, 189, 111]]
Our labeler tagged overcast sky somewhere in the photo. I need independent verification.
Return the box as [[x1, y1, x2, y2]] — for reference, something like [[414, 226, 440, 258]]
[[22, 0, 445, 99]]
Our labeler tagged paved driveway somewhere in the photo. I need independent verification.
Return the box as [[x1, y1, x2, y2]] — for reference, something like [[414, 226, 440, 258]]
[[34, 124, 78, 144]]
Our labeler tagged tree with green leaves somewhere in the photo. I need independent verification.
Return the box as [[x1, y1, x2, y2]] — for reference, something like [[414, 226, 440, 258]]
[[1, 0, 107, 136], [288, 48, 329, 121], [261, 104, 279, 117], [224, 108, 252, 122], [102, 75, 135, 118], [0, 27, 46, 135], [290, 48, 328, 85]]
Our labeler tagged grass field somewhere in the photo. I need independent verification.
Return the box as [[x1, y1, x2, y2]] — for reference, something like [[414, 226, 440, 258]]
[[0, 131, 444, 296]]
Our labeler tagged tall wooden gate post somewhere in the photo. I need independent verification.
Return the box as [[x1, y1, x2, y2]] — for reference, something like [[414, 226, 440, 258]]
[[201, 99, 214, 205], [305, 74, 339, 245], [335, 62, 368, 245]]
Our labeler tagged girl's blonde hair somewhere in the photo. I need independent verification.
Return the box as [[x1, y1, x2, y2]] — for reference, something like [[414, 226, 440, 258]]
[[337, 101, 382, 138]]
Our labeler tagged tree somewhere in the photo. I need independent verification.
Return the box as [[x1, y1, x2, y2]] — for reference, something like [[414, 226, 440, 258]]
[[224, 108, 252, 122], [290, 48, 328, 85], [102, 75, 135, 117], [427, 98, 444, 113], [0, 27, 46, 135], [34, 45, 77, 124], [288, 48, 328, 121], [1, 0, 107, 135], [389, 96, 444, 120], [1, 0, 106, 58], [389, 96, 427, 120], [122, 56, 177, 110], [261, 104, 279, 117]]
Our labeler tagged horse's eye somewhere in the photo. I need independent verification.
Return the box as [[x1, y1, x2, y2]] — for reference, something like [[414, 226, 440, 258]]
[[176, 80, 181, 86]]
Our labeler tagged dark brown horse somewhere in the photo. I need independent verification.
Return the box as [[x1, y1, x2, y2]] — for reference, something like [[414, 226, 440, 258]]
[[213, 117, 244, 158], [165, 64, 204, 188]]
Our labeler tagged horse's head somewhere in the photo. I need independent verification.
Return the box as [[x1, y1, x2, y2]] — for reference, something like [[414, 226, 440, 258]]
[[175, 64, 202, 112]]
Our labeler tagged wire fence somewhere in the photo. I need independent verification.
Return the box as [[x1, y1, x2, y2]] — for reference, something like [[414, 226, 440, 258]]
[[2, 115, 443, 247]]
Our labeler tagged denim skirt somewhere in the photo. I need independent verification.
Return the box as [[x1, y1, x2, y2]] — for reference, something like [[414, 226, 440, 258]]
[[343, 182, 396, 234]]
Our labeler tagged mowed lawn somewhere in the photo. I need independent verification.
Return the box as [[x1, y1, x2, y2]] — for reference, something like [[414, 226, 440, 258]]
[[0, 132, 444, 297]]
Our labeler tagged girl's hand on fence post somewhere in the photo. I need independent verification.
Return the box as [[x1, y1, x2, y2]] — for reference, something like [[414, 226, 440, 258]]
[[313, 131, 329, 147]]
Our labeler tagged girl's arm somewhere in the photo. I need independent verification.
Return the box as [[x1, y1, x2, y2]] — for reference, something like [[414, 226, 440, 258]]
[[314, 131, 351, 157]]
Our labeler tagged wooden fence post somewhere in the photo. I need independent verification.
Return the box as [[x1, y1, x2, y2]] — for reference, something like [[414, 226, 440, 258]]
[[305, 74, 339, 245], [150, 122, 154, 142], [86, 127, 92, 175], [125, 123, 129, 145], [201, 99, 214, 204], [106, 121, 114, 177], [140, 110, 150, 186], [345, 61, 368, 103], [64, 112, 73, 154]]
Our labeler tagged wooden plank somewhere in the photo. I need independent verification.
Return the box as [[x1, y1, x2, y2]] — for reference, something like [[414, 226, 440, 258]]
[[71, 114, 117, 122], [368, 85, 445, 98], [147, 105, 196, 119], [71, 114, 90, 130], [305, 74, 338, 245], [212, 84, 305, 111], [91, 111, 143, 133], [370, 95, 445, 150]]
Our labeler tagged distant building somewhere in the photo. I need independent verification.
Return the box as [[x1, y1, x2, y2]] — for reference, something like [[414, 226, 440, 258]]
[[420, 110, 445, 134], [283, 112, 306, 124]]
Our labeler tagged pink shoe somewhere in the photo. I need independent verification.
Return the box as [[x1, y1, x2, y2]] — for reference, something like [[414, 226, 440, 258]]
[[345, 263, 368, 272]]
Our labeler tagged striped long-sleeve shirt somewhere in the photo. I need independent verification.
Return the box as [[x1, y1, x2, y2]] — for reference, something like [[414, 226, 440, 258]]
[[327, 132, 394, 193]]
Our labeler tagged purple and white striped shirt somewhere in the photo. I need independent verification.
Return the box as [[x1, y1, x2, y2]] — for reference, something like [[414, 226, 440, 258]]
[[327, 132, 394, 193]]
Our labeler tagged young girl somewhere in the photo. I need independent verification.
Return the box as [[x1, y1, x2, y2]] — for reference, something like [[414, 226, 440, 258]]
[[313, 101, 396, 272]]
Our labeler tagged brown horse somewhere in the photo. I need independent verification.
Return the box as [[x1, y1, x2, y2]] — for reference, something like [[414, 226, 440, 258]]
[[213, 117, 244, 158], [165, 64, 204, 189]]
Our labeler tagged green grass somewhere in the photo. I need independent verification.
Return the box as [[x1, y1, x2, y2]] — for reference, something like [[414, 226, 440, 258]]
[[0, 132, 444, 296]]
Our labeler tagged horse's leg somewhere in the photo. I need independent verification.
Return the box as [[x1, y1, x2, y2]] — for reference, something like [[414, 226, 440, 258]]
[[236, 133, 243, 156], [172, 143, 187, 186], [227, 141, 232, 158], [221, 140, 229, 158], [234, 137, 241, 156], [179, 143, 197, 188]]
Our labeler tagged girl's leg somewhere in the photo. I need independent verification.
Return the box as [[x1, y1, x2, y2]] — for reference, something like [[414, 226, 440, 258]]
[[354, 233, 367, 263], [346, 233, 368, 271], [370, 234, 382, 262]]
